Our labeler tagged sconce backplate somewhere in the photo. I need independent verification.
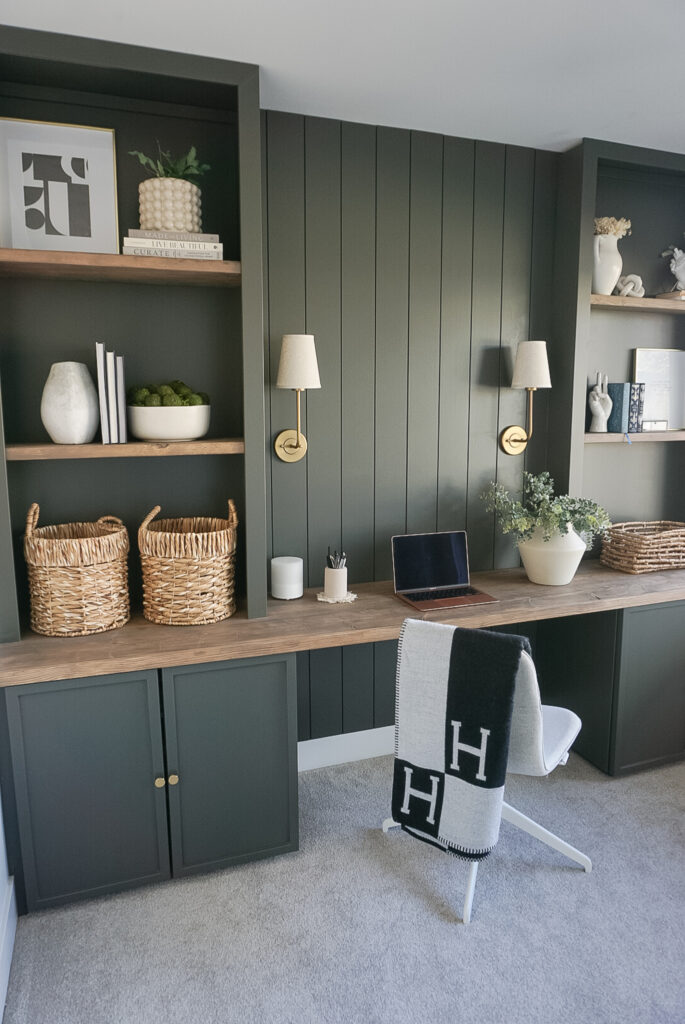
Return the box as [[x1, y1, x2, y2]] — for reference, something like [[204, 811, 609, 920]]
[[274, 429, 308, 463], [499, 425, 528, 455]]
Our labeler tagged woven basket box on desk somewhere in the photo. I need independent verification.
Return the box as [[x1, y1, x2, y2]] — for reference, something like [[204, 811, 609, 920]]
[[600, 521, 685, 574], [24, 503, 130, 636], [138, 500, 238, 625]]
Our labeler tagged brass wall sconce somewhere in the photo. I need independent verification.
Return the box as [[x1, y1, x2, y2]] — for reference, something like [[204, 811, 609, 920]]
[[499, 340, 551, 455], [274, 334, 321, 463]]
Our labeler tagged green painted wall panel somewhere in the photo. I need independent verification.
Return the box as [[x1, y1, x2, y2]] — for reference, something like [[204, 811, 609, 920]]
[[342, 645, 375, 734], [309, 648, 343, 739]]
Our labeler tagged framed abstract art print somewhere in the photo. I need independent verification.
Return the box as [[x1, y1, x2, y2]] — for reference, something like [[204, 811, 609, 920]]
[[0, 117, 118, 253]]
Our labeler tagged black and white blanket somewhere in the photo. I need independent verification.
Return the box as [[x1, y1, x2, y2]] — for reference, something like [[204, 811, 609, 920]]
[[391, 618, 531, 860]]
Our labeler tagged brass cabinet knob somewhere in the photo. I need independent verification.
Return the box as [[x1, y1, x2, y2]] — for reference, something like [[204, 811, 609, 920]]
[[154, 777, 166, 789], [168, 773, 179, 786]]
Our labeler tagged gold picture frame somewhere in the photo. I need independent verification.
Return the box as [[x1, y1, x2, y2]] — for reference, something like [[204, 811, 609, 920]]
[[0, 116, 119, 254]]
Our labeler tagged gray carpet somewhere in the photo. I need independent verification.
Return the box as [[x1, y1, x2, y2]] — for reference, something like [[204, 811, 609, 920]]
[[4, 753, 685, 1024]]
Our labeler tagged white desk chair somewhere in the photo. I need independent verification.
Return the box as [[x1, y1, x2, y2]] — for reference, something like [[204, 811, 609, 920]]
[[383, 644, 591, 924]]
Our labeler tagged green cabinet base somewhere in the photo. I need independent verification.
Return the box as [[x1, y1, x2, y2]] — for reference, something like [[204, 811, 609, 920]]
[[1, 653, 298, 912]]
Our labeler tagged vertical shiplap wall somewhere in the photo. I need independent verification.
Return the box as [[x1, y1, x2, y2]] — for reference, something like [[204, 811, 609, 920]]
[[263, 112, 558, 739]]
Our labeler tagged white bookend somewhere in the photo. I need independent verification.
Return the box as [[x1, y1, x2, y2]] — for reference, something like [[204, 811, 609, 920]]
[[116, 355, 127, 443], [106, 350, 119, 444], [95, 342, 111, 444]]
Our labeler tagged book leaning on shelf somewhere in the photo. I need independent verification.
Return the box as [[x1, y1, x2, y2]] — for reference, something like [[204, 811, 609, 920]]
[[122, 229, 223, 260], [95, 342, 127, 444]]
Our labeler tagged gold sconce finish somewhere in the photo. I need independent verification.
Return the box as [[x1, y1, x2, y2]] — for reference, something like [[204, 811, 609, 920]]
[[274, 335, 321, 463], [499, 341, 551, 456]]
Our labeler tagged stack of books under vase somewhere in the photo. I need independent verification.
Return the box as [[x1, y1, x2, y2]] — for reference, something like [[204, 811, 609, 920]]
[[121, 230, 223, 260]]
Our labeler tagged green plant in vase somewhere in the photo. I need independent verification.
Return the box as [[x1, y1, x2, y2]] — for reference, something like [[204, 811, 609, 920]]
[[482, 471, 610, 585], [129, 144, 210, 233]]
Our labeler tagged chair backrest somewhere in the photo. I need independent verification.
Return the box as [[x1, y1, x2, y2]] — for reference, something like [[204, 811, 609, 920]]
[[506, 649, 548, 776]]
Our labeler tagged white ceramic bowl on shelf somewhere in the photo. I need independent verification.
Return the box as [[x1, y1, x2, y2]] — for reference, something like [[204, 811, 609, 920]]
[[127, 404, 210, 442]]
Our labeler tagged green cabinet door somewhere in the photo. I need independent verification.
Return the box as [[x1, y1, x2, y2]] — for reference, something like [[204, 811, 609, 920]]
[[613, 602, 685, 773], [5, 670, 171, 911], [162, 654, 298, 876]]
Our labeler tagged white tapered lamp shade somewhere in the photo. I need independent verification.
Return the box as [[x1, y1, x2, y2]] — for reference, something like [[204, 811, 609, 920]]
[[274, 334, 321, 462], [511, 340, 551, 390]]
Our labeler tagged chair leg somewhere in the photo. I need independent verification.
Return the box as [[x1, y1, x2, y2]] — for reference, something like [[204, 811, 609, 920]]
[[462, 861, 478, 924], [501, 801, 592, 873]]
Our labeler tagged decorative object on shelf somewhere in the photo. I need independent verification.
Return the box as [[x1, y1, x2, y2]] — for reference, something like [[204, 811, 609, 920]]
[[634, 348, 685, 430], [94, 342, 127, 444], [130, 145, 209, 233], [659, 238, 685, 292], [122, 230, 222, 261], [0, 117, 118, 253], [606, 382, 630, 433], [600, 521, 685, 574], [138, 500, 238, 625], [274, 334, 322, 462], [270, 556, 303, 600], [588, 372, 612, 433], [499, 340, 551, 455], [324, 549, 348, 600], [613, 274, 645, 298], [592, 217, 631, 296], [24, 503, 129, 636], [628, 383, 645, 432], [482, 471, 611, 586], [40, 361, 99, 444], [127, 379, 210, 440]]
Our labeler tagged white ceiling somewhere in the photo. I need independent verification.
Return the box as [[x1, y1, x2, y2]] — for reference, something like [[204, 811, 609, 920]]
[[3, 0, 684, 155]]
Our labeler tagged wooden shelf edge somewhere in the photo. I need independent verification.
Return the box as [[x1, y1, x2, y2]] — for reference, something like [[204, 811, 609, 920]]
[[5, 438, 245, 460], [0, 248, 241, 287], [591, 293, 685, 314], [584, 431, 685, 443]]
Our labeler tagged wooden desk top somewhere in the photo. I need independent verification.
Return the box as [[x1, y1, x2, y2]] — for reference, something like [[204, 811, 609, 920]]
[[2, 560, 685, 686]]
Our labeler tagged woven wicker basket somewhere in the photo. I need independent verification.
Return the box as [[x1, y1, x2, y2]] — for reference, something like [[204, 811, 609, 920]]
[[138, 500, 238, 625], [600, 521, 685, 574], [24, 503, 130, 636]]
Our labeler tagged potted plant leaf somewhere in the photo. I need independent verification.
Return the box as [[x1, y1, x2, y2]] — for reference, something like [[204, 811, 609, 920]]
[[129, 144, 210, 233], [482, 471, 611, 585]]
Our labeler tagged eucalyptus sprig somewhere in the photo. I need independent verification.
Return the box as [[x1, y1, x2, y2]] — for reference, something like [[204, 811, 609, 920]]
[[482, 471, 610, 543], [129, 144, 210, 181]]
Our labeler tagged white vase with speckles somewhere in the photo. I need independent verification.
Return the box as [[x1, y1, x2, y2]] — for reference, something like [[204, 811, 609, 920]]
[[40, 362, 99, 444], [138, 177, 202, 232]]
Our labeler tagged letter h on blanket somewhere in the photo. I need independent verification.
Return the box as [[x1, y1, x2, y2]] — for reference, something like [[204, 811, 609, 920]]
[[383, 618, 592, 924]]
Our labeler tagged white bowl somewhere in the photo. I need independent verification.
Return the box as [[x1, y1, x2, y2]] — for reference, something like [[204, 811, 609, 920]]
[[127, 404, 210, 442]]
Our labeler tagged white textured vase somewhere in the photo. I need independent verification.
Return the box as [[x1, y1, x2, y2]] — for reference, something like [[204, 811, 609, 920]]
[[40, 362, 99, 444], [517, 525, 586, 586], [138, 177, 202, 232], [592, 234, 622, 295]]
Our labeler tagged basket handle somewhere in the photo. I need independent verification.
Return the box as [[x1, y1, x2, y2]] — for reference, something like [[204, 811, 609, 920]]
[[139, 506, 161, 535], [227, 499, 238, 528], [97, 515, 125, 529], [25, 503, 40, 537]]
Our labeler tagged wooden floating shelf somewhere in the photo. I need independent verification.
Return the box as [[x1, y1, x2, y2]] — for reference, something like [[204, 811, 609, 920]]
[[0, 248, 241, 287], [584, 431, 685, 444], [591, 293, 685, 314], [5, 438, 245, 461]]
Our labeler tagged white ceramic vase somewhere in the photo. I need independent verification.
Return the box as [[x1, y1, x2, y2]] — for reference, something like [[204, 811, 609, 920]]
[[40, 362, 99, 444], [138, 177, 202, 232], [592, 233, 622, 295], [517, 525, 586, 586]]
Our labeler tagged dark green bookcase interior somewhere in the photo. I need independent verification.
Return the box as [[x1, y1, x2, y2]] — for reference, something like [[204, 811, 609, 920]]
[[0, 29, 266, 634]]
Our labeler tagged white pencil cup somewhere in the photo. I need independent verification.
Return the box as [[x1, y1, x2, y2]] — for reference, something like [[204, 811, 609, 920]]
[[271, 556, 303, 599], [324, 567, 347, 601]]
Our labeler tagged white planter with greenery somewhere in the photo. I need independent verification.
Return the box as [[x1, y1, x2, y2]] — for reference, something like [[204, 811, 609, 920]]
[[129, 145, 209, 233], [482, 471, 610, 587], [517, 525, 587, 585]]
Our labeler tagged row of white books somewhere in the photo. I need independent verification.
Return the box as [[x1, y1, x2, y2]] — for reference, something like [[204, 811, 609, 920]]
[[122, 229, 223, 260], [95, 342, 127, 444]]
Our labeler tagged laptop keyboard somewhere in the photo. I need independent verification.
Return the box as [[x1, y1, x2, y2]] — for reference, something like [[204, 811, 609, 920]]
[[408, 586, 478, 601]]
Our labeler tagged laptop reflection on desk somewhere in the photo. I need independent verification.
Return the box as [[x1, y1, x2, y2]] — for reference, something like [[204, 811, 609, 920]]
[[391, 530, 498, 611]]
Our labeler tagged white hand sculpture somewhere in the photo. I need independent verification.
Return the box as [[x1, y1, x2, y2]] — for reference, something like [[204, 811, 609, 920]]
[[588, 379, 612, 433]]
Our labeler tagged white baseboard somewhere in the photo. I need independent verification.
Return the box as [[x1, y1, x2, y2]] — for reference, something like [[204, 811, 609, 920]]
[[0, 877, 16, 1019], [298, 725, 394, 771]]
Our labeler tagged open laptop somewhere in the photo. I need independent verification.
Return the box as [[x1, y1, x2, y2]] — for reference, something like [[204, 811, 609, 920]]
[[391, 530, 498, 611]]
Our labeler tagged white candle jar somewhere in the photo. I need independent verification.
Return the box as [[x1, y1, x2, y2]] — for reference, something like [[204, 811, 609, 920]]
[[270, 556, 303, 600]]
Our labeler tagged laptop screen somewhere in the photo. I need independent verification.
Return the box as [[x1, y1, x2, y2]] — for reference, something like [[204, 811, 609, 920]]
[[392, 531, 470, 593]]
